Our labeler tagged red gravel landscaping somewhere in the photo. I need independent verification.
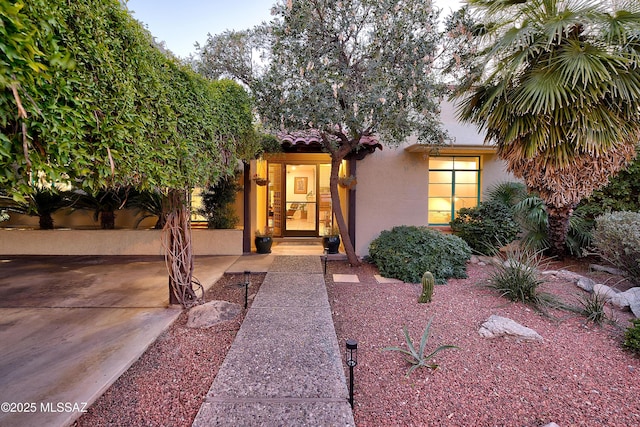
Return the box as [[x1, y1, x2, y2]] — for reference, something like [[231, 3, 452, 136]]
[[77, 260, 640, 427]]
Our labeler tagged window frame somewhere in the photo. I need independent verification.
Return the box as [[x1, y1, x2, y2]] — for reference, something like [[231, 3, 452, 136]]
[[428, 156, 481, 226]]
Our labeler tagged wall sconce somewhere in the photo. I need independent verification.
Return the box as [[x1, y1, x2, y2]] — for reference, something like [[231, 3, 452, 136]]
[[346, 339, 358, 408]]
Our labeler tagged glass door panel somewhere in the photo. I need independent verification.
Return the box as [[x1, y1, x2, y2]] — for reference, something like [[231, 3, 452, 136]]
[[285, 164, 317, 235], [268, 163, 283, 236]]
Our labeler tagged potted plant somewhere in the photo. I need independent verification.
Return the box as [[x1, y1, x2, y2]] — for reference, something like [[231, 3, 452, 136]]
[[255, 228, 273, 254], [323, 227, 341, 254]]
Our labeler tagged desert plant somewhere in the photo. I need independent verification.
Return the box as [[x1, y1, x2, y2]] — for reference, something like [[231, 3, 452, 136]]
[[383, 317, 458, 376], [591, 212, 640, 284], [368, 226, 471, 284], [450, 201, 520, 254], [486, 245, 557, 310], [418, 271, 435, 303], [623, 319, 640, 355], [575, 292, 609, 326], [125, 189, 168, 229]]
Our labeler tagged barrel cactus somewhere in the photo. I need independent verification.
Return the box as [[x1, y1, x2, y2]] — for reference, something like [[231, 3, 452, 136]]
[[418, 271, 435, 303]]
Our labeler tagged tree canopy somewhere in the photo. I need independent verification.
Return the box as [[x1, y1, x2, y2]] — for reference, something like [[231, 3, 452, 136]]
[[199, 0, 448, 264], [452, 0, 640, 257], [1, 0, 255, 202]]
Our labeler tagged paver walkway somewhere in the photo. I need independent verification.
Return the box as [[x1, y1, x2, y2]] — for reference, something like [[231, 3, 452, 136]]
[[193, 255, 355, 426]]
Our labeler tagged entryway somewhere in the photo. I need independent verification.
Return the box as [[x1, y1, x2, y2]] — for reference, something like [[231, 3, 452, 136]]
[[266, 158, 333, 238]]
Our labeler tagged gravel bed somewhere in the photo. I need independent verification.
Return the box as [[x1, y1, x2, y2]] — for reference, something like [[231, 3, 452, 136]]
[[76, 259, 640, 427], [75, 273, 264, 427], [326, 260, 640, 427]]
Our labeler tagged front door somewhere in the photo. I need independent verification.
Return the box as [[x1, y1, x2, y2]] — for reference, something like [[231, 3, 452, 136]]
[[284, 164, 317, 236], [267, 161, 332, 237]]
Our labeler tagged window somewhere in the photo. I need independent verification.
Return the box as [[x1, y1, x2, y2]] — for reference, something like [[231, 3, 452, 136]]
[[428, 156, 479, 225]]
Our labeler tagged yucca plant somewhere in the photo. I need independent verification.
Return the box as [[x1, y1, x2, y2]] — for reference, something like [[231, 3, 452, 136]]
[[486, 244, 562, 311], [383, 317, 458, 376], [575, 292, 609, 326]]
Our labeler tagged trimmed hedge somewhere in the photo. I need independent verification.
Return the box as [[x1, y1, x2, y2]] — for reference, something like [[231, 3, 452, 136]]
[[368, 225, 471, 284]]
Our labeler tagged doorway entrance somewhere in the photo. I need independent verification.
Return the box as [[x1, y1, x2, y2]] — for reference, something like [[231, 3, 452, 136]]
[[267, 161, 332, 237]]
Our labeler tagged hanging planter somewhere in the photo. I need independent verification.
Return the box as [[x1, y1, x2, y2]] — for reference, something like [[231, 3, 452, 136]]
[[338, 175, 357, 189], [254, 178, 268, 186]]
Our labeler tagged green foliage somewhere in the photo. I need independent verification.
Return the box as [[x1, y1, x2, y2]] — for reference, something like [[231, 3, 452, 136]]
[[368, 225, 471, 284], [450, 201, 520, 254], [575, 292, 609, 326], [383, 317, 458, 376], [454, 0, 640, 257], [198, 172, 240, 229], [578, 154, 640, 219], [591, 212, 640, 284], [623, 319, 640, 355], [125, 189, 167, 229], [1, 0, 256, 201], [0, 188, 75, 229], [418, 271, 435, 303], [485, 181, 593, 257], [487, 246, 556, 310]]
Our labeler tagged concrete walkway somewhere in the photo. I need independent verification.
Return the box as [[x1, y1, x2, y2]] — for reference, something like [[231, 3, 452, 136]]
[[193, 256, 355, 426]]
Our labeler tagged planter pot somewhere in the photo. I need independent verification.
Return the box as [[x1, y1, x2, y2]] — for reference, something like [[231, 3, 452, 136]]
[[323, 236, 340, 254], [255, 236, 273, 254]]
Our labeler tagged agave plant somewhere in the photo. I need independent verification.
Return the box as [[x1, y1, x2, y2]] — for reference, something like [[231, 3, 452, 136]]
[[383, 317, 458, 376]]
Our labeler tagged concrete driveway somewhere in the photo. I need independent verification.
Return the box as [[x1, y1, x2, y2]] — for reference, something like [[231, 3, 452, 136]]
[[0, 255, 239, 427]]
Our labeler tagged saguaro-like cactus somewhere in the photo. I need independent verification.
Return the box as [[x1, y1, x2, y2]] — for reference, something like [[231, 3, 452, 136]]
[[418, 271, 434, 303]]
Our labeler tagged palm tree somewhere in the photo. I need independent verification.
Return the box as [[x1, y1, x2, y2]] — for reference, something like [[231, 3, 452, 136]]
[[453, 0, 640, 258]]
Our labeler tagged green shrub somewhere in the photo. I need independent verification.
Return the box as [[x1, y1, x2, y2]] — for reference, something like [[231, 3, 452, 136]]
[[623, 319, 640, 355], [368, 225, 471, 284], [575, 292, 609, 325], [591, 211, 640, 284], [450, 202, 520, 254]]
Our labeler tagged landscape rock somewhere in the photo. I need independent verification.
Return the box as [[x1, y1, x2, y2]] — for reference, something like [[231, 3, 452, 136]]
[[478, 315, 543, 341], [590, 264, 626, 276], [542, 423, 560, 427], [576, 277, 596, 292], [541, 269, 583, 282], [593, 284, 619, 303], [631, 302, 640, 318], [187, 300, 242, 328], [610, 287, 640, 310]]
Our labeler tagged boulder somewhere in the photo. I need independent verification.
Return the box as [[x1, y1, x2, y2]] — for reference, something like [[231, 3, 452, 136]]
[[478, 315, 543, 341], [610, 287, 640, 310], [590, 264, 626, 276], [631, 302, 640, 318], [576, 277, 596, 292], [187, 300, 242, 328], [593, 284, 619, 302]]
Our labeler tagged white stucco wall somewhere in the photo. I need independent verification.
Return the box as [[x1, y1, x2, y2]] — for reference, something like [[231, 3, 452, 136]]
[[354, 101, 519, 257]]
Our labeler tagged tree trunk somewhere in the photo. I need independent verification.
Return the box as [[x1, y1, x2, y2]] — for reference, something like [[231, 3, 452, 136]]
[[100, 210, 115, 229], [163, 189, 198, 307], [546, 205, 574, 260], [329, 156, 360, 266], [39, 212, 54, 230]]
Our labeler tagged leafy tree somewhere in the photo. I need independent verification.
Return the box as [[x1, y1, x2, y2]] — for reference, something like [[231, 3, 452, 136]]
[[2, 0, 256, 306], [199, 0, 448, 265], [452, 0, 640, 258]]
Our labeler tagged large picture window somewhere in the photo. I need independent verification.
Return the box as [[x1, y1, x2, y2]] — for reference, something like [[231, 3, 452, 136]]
[[428, 156, 480, 225]]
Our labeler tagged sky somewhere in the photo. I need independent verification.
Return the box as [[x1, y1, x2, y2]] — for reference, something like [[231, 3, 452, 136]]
[[125, 0, 463, 58]]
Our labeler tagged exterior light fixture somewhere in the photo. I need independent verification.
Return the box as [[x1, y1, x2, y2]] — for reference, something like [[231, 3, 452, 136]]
[[346, 339, 358, 408], [244, 271, 250, 309]]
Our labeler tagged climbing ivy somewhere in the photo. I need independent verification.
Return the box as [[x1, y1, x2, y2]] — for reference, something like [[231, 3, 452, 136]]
[[1, 0, 255, 201]]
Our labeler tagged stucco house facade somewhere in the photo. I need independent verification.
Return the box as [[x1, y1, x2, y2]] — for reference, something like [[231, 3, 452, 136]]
[[247, 101, 517, 257], [1, 101, 516, 257]]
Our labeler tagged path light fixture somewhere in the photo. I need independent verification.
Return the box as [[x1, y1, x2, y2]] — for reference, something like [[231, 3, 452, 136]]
[[346, 339, 358, 408], [244, 271, 250, 309]]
